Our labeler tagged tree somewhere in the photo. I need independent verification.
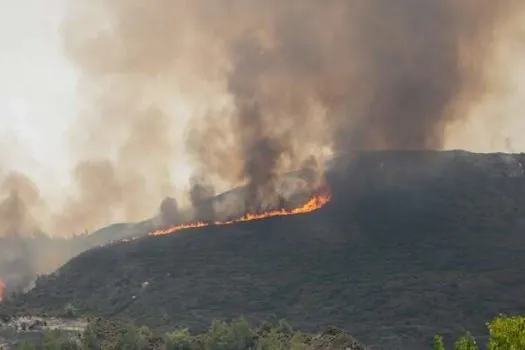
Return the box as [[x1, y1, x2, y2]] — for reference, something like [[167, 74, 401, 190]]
[[165, 328, 192, 350], [289, 332, 308, 350], [454, 332, 478, 350], [433, 335, 445, 350], [258, 329, 286, 350], [487, 315, 525, 350], [107, 323, 149, 350], [203, 318, 253, 350]]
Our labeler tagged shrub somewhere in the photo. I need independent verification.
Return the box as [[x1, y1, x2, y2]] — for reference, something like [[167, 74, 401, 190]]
[[114, 324, 151, 350], [453, 332, 478, 350], [276, 319, 293, 335], [433, 335, 445, 350], [258, 329, 287, 350], [203, 318, 254, 350], [289, 332, 308, 350], [165, 328, 192, 350], [487, 315, 525, 350], [433, 315, 525, 349]]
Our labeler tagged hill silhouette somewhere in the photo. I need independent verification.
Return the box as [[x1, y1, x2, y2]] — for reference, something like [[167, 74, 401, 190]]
[[3, 150, 525, 349]]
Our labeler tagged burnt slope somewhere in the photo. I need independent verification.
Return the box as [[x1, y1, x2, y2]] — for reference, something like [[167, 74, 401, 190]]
[[4, 150, 525, 349]]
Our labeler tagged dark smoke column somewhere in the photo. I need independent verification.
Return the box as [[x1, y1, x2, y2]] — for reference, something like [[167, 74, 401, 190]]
[[227, 38, 287, 212], [159, 197, 181, 226], [189, 174, 216, 222], [244, 137, 285, 212]]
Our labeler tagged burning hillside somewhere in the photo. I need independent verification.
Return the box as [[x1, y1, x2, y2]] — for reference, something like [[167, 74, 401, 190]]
[[115, 184, 332, 244], [148, 186, 331, 238], [8, 151, 525, 349]]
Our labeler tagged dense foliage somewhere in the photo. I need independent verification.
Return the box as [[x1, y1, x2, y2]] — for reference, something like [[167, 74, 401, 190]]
[[5, 314, 525, 349], [434, 315, 525, 350], [9, 317, 364, 350]]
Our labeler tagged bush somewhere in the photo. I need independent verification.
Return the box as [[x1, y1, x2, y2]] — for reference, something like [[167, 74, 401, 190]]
[[487, 315, 525, 350], [165, 328, 192, 350], [258, 329, 287, 350], [16, 316, 363, 349], [453, 332, 478, 350], [203, 318, 254, 350], [433, 315, 525, 350], [276, 319, 293, 335], [289, 332, 308, 350], [433, 335, 445, 350], [114, 324, 151, 350]]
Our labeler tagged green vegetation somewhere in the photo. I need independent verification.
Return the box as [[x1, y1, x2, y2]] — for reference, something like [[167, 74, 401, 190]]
[[13, 317, 363, 350], [10, 314, 525, 349], [435, 315, 525, 350], [432, 335, 445, 350]]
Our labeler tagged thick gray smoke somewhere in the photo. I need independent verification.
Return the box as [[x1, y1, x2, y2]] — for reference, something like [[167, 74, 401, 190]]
[[182, 0, 523, 208], [54, 0, 525, 220], [159, 196, 180, 226], [189, 173, 216, 221]]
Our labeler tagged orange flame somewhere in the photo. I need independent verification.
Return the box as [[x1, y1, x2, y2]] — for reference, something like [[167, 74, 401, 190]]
[[148, 186, 332, 238], [0, 279, 5, 303]]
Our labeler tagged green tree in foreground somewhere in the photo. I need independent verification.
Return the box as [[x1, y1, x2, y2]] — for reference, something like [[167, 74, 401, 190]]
[[165, 328, 192, 350], [203, 317, 253, 350], [435, 315, 525, 350], [16, 316, 364, 350], [14, 313, 525, 349], [453, 332, 478, 350], [487, 315, 525, 350], [433, 335, 445, 350]]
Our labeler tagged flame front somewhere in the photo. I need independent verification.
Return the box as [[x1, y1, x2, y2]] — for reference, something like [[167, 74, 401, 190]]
[[149, 187, 332, 237]]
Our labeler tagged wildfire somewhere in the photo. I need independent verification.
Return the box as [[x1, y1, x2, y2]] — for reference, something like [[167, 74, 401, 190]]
[[148, 187, 332, 237]]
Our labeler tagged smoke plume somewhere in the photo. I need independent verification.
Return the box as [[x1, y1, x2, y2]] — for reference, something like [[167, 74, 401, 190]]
[[189, 173, 216, 221], [0, 172, 44, 236], [182, 0, 524, 207], [159, 196, 180, 226]]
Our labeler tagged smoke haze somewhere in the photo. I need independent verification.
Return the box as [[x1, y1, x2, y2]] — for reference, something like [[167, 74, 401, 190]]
[[0, 0, 524, 247]]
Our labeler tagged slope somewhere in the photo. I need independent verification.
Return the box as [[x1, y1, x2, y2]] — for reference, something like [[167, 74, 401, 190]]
[[4, 150, 525, 349]]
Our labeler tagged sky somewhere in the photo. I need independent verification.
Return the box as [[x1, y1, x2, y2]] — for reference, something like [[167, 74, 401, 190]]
[[0, 0, 198, 207], [0, 0, 78, 199]]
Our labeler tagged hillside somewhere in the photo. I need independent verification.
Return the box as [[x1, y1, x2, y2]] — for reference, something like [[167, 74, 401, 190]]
[[3, 150, 525, 349], [0, 168, 317, 296]]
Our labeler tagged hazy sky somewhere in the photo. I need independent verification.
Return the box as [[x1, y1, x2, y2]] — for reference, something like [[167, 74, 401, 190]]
[[0, 0, 77, 197], [1, 0, 525, 206], [0, 0, 198, 206]]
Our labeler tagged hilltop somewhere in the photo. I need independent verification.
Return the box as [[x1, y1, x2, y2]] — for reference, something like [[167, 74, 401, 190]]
[[3, 150, 525, 349]]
